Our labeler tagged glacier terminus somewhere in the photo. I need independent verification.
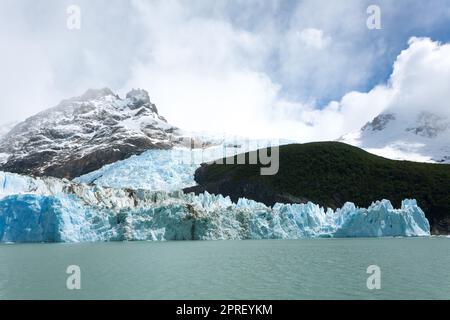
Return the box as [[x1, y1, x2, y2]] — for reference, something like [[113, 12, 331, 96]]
[[0, 171, 430, 242]]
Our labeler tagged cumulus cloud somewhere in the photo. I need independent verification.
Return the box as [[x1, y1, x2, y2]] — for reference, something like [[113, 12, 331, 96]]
[[285, 37, 450, 141], [1, 0, 450, 142], [121, 0, 385, 139], [297, 28, 330, 49], [388, 37, 450, 117], [124, 7, 450, 141], [122, 0, 278, 137]]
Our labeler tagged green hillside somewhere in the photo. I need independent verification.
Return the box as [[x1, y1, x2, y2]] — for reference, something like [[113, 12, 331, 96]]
[[188, 142, 450, 234]]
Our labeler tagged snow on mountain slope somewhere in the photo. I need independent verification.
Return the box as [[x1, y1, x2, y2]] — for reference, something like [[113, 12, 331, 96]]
[[0, 122, 17, 139], [0, 171, 430, 242], [0, 122, 17, 164], [340, 111, 450, 163], [0, 88, 192, 179]]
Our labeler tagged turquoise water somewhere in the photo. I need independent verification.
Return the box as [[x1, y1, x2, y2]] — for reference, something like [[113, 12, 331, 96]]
[[0, 238, 449, 300]]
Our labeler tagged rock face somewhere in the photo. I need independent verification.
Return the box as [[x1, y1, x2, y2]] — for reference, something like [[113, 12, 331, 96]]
[[361, 113, 396, 132], [0, 88, 184, 179]]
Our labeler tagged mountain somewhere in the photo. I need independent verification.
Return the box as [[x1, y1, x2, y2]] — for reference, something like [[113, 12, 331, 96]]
[[340, 111, 450, 163], [0, 88, 190, 179], [0, 122, 17, 139], [185, 142, 450, 234], [0, 122, 17, 165]]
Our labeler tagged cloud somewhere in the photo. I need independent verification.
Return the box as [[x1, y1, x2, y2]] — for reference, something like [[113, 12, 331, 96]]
[[297, 28, 330, 49], [388, 37, 450, 117], [287, 37, 450, 141], [122, 0, 279, 137], [123, 1, 450, 140], [1, 0, 450, 143], [122, 0, 381, 139]]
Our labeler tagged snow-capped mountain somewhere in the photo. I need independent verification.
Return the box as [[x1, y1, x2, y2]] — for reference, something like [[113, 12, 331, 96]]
[[0, 122, 17, 165], [340, 111, 450, 163], [0, 122, 17, 139], [0, 88, 193, 179]]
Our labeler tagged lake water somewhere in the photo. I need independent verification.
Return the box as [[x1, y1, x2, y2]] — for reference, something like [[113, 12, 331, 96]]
[[0, 238, 449, 300]]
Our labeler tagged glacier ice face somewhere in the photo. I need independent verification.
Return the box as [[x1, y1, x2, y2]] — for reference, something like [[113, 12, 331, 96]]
[[0, 194, 100, 242], [332, 199, 431, 237], [0, 171, 65, 198], [74, 148, 201, 191], [0, 171, 430, 242], [74, 140, 281, 191]]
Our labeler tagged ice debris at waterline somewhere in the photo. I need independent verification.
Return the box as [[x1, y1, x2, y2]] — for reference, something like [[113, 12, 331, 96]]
[[0, 171, 430, 242]]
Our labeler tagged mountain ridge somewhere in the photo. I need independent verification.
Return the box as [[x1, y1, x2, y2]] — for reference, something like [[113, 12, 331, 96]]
[[0, 88, 184, 179]]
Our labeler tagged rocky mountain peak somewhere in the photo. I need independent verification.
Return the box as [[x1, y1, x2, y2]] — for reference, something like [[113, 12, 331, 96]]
[[0, 88, 182, 179], [406, 111, 450, 138], [126, 88, 150, 103], [362, 113, 396, 132], [125, 88, 158, 113], [79, 87, 116, 101]]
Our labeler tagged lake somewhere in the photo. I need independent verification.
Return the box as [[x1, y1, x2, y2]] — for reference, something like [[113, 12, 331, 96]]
[[0, 238, 449, 299]]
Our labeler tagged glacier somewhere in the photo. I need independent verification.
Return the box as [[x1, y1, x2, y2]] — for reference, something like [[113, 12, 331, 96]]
[[0, 171, 430, 242], [74, 139, 286, 190], [74, 148, 208, 190]]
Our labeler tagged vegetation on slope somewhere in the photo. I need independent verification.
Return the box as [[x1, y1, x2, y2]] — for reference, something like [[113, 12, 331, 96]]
[[187, 142, 450, 234]]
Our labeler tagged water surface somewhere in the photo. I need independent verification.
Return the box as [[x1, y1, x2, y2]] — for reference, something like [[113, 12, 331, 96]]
[[0, 238, 449, 299]]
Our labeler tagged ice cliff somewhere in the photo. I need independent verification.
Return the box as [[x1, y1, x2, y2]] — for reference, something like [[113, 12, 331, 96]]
[[0, 171, 430, 242]]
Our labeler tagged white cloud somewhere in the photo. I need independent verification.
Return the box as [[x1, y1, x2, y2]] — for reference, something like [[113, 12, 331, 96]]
[[290, 37, 450, 141], [1, 1, 450, 144], [297, 28, 330, 49], [388, 37, 450, 117], [121, 0, 379, 139], [124, 1, 450, 141], [122, 0, 278, 138]]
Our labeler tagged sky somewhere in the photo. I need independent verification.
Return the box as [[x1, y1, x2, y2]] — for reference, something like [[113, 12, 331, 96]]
[[1, 0, 450, 140]]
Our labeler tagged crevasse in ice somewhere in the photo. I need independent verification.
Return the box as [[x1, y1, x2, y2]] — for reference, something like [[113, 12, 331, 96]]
[[0, 171, 430, 242]]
